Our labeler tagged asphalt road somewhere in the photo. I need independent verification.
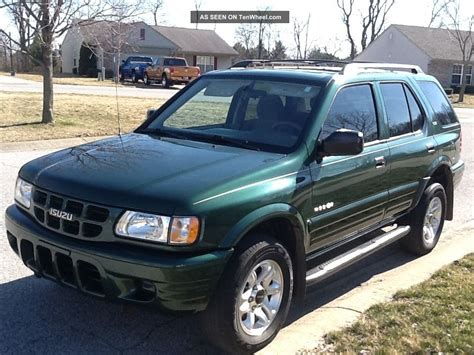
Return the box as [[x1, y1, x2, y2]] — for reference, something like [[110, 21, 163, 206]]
[[0, 75, 181, 99], [0, 115, 473, 353]]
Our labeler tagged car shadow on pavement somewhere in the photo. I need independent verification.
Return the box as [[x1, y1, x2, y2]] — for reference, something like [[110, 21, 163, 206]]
[[0, 243, 416, 354]]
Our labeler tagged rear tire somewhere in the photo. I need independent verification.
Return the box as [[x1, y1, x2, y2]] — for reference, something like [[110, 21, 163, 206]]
[[203, 235, 293, 353], [400, 182, 446, 255], [132, 71, 138, 83], [161, 74, 170, 88]]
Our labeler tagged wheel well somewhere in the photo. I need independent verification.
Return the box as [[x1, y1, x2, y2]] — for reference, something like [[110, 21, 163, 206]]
[[243, 217, 306, 301], [429, 165, 454, 220]]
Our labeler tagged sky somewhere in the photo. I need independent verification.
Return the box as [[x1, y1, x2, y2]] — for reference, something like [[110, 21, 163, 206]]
[[1, 0, 473, 58]]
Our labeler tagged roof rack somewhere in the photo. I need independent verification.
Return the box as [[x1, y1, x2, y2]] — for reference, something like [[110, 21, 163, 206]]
[[231, 59, 424, 75], [342, 63, 424, 74]]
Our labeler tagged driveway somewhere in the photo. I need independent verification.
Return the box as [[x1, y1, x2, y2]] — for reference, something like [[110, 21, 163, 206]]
[[0, 118, 473, 353], [0, 74, 180, 99]]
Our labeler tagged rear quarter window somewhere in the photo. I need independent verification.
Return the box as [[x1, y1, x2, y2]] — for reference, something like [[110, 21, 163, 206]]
[[418, 81, 458, 125]]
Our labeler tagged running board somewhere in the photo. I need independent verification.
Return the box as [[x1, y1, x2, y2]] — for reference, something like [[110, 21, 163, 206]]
[[306, 225, 410, 285]]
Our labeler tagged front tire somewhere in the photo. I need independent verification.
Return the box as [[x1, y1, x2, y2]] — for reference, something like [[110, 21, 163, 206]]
[[203, 235, 293, 353], [400, 182, 447, 255], [144, 73, 151, 86]]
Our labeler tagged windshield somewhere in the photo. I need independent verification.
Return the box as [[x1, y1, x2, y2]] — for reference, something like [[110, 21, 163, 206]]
[[144, 78, 322, 152]]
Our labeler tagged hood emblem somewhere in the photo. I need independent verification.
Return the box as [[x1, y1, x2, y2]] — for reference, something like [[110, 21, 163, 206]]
[[49, 208, 74, 221]]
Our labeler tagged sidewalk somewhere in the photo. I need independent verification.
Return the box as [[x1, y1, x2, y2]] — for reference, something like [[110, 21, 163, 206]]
[[0, 135, 110, 153]]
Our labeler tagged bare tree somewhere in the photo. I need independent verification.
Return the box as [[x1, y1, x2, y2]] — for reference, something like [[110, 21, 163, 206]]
[[428, 0, 454, 27], [360, 0, 395, 51], [194, 0, 202, 29], [293, 14, 311, 59], [337, 0, 396, 59], [337, 0, 357, 59], [442, 1, 473, 102], [1, 0, 38, 71], [0, 0, 110, 124], [148, 0, 164, 26], [235, 24, 257, 57]]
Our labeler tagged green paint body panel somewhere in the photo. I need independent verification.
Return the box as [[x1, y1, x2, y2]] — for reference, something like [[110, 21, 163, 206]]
[[5, 68, 464, 312]]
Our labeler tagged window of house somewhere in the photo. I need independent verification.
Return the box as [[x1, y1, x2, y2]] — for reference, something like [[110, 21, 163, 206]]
[[321, 84, 378, 143], [451, 64, 462, 85], [465, 65, 472, 85], [380, 83, 412, 137], [418, 81, 458, 125], [197, 56, 214, 73], [140, 28, 145, 40], [73, 58, 76, 67]]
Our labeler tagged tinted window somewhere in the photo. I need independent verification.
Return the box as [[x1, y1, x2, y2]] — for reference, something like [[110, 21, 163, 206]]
[[380, 83, 411, 137], [404, 85, 424, 131], [164, 58, 187, 66], [321, 85, 378, 142], [418, 81, 458, 125]]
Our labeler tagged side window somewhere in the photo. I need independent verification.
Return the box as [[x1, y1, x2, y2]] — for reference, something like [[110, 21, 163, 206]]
[[403, 85, 424, 131], [418, 81, 458, 125], [321, 85, 378, 143], [380, 83, 411, 137]]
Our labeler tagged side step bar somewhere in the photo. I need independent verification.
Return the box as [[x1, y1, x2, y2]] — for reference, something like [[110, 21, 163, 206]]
[[306, 225, 411, 285]]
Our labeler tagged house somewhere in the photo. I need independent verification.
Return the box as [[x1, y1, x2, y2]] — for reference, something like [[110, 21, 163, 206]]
[[356, 24, 473, 90], [61, 21, 238, 75]]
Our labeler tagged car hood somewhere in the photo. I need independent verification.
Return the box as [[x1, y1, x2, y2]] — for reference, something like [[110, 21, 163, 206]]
[[20, 134, 285, 214]]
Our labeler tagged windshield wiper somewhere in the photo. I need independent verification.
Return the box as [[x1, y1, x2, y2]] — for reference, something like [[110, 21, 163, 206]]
[[186, 133, 261, 151], [140, 128, 189, 140]]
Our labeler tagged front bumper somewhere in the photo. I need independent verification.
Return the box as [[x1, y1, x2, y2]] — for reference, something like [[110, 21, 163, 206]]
[[5, 205, 232, 312]]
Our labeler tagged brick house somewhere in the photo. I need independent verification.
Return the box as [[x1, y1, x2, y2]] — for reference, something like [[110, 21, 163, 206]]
[[61, 21, 237, 75], [356, 24, 473, 90]]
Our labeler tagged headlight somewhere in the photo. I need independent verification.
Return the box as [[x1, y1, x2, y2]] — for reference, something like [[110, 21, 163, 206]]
[[15, 178, 32, 209], [115, 211, 170, 243], [115, 211, 200, 245]]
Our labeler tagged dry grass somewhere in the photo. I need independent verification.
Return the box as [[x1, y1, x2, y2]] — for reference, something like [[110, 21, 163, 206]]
[[0, 91, 164, 142], [0, 71, 120, 87], [318, 254, 474, 353], [451, 94, 474, 108]]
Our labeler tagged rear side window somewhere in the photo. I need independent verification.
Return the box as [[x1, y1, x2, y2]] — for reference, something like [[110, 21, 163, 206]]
[[404, 86, 424, 131], [380, 83, 411, 137], [164, 58, 187, 66], [418, 81, 458, 125], [321, 84, 378, 143]]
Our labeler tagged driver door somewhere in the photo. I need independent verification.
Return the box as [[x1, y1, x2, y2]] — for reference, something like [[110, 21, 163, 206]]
[[308, 84, 390, 252]]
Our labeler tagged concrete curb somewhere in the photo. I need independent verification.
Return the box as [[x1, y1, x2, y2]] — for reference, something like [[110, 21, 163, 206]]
[[0, 136, 112, 152]]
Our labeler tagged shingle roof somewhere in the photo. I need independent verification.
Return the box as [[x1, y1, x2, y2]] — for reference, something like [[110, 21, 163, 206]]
[[393, 24, 473, 61], [152, 25, 238, 56]]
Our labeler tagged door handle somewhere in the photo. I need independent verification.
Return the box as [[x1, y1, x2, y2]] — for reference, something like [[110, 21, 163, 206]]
[[426, 143, 436, 154], [374, 156, 386, 169]]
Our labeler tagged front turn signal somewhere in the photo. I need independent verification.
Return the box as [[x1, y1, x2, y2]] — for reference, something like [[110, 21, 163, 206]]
[[169, 217, 200, 245]]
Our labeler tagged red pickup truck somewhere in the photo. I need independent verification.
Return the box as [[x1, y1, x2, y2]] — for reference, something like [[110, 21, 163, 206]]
[[144, 57, 200, 88]]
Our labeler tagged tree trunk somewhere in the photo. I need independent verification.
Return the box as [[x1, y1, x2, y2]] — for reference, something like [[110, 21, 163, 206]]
[[41, 46, 54, 123]]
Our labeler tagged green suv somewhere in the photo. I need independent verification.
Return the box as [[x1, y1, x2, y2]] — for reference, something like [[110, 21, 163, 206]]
[[5, 61, 464, 352]]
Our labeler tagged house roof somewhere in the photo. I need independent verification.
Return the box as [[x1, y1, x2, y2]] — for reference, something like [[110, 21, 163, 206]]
[[152, 25, 238, 56], [392, 24, 473, 61]]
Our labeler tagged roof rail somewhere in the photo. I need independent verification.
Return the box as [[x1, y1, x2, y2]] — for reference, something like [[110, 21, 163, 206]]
[[248, 59, 349, 69], [342, 63, 424, 75]]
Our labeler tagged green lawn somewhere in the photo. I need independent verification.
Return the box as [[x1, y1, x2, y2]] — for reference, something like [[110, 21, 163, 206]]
[[316, 253, 473, 353]]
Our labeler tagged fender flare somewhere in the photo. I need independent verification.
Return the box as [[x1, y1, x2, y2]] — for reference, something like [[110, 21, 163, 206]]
[[220, 203, 308, 301]]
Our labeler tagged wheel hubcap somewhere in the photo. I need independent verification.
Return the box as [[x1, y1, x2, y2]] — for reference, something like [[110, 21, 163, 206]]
[[162, 77, 166, 85], [423, 196, 442, 244], [237, 260, 284, 337]]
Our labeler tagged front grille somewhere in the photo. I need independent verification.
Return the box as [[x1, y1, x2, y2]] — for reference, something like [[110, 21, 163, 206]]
[[31, 188, 111, 239], [14, 233, 105, 296]]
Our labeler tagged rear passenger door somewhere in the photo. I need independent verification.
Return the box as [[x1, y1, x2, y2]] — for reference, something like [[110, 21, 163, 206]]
[[308, 84, 390, 251], [378, 82, 436, 218]]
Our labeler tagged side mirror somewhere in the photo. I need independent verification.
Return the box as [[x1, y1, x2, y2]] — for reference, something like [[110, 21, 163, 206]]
[[318, 129, 364, 159], [146, 108, 157, 120]]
